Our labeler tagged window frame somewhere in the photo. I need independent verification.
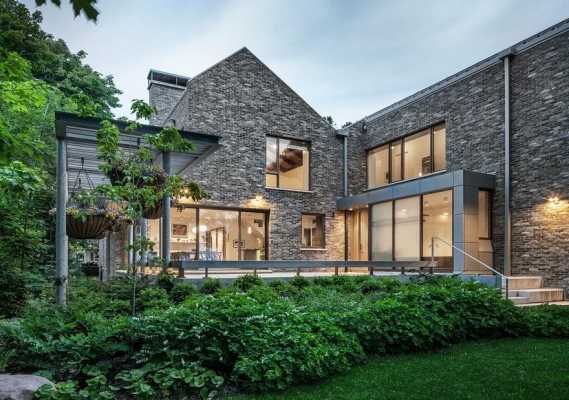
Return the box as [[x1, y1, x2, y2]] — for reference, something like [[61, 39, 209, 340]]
[[478, 189, 493, 240], [368, 189, 454, 262], [300, 213, 326, 249], [366, 122, 446, 189], [266, 135, 311, 191]]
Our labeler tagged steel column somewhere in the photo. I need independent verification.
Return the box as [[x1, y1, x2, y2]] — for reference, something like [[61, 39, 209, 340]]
[[55, 137, 68, 306], [161, 151, 172, 269], [503, 55, 512, 276]]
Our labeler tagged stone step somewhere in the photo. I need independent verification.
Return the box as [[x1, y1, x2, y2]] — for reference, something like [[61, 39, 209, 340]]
[[508, 288, 565, 303], [507, 276, 543, 290]]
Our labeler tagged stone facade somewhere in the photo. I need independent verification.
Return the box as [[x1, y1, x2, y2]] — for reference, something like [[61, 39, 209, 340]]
[[146, 24, 569, 286], [159, 48, 345, 260], [344, 29, 569, 286], [148, 83, 185, 126]]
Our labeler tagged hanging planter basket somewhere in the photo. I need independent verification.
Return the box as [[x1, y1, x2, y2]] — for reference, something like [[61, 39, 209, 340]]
[[143, 201, 163, 219], [66, 213, 111, 240]]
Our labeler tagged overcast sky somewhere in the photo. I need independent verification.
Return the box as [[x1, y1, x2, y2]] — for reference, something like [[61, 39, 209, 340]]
[[23, 0, 568, 125]]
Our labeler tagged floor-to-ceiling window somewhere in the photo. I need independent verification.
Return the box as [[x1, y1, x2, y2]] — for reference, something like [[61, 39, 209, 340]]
[[149, 206, 268, 261], [394, 197, 421, 260], [370, 203, 392, 260], [369, 189, 453, 268], [348, 209, 368, 261]]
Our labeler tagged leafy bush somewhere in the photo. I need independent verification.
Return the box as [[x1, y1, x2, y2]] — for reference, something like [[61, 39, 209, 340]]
[[169, 282, 197, 304], [200, 278, 222, 295], [0, 268, 28, 318], [232, 274, 264, 292], [156, 272, 176, 293], [0, 276, 567, 397]]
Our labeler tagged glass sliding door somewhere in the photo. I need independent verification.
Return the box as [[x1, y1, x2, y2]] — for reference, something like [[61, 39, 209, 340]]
[[240, 212, 266, 260], [170, 208, 198, 261], [371, 202, 392, 261], [394, 196, 421, 260], [199, 209, 239, 260], [422, 191, 452, 271], [348, 209, 368, 261]]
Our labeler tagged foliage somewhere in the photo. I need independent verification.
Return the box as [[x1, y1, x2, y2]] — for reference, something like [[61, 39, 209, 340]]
[[35, 0, 100, 22], [0, 267, 28, 317], [199, 278, 222, 295], [1, 276, 567, 398], [232, 274, 264, 292], [0, 0, 120, 118]]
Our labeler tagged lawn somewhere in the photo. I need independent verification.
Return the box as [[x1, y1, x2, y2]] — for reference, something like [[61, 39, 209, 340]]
[[229, 338, 569, 400]]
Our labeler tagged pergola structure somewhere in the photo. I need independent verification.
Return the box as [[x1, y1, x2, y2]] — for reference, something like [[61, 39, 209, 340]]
[[55, 112, 220, 305]]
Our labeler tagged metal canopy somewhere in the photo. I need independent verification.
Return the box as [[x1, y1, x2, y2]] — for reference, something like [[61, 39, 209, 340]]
[[55, 112, 220, 191]]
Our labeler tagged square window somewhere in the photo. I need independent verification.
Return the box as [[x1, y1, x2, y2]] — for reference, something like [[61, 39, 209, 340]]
[[301, 214, 325, 248], [266, 136, 309, 190]]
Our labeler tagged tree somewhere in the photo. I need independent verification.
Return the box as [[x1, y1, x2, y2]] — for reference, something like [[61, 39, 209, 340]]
[[35, 0, 99, 22], [0, 0, 120, 118], [341, 121, 352, 128], [322, 115, 336, 127]]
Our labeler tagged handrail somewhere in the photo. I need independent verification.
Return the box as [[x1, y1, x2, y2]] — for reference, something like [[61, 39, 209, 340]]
[[433, 236, 510, 299]]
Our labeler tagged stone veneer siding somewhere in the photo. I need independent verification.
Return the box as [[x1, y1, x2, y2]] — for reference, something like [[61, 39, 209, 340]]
[[161, 48, 345, 261], [346, 31, 569, 286], [509, 32, 569, 288], [148, 83, 186, 126]]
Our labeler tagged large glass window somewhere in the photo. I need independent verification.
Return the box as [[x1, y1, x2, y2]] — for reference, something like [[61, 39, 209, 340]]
[[301, 214, 325, 248], [391, 140, 402, 182], [348, 209, 369, 261], [422, 191, 452, 257], [368, 145, 389, 188], [478, 191, 491, 239], [266, 136, 309, 191], [404, 129, 431, 179], [394, 197, 421, 260], [371, 202, 392, 261], [367, 123, 446, 188], [433, 123, 446, 171], [153, 207, 268, 261], [240, 212, 266, 260]]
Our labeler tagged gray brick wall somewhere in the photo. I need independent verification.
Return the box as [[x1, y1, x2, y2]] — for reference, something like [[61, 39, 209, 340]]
[[148, 83, 186, 126], [169, 48, 345, 260], [346, 31, 569, 287], [510, 32, 569, 288]]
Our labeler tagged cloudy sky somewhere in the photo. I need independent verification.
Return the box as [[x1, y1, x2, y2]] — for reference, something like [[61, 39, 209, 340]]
[[24, 0, 568, 125]]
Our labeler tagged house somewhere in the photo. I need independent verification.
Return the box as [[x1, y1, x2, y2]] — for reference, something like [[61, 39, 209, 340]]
[[55, 18, 569, 303]]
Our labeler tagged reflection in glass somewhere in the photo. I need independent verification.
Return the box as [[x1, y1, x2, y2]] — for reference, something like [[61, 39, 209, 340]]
[[395, 197, 420, 260], [433, 124, 446, 171], [169, 208, 197, 261], [371, 202, 393, 261], [391, 140, 402, 182], [422, 191, 452, 257], [301, 214, 325, 248], [368, 145, 389, 188], [404, 130, 431, 179], [240, 212, 266, 260], [199, 209, 239, 260]]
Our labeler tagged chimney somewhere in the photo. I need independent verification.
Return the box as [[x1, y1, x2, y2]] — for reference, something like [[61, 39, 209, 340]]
[[147, 69, 189, 126]]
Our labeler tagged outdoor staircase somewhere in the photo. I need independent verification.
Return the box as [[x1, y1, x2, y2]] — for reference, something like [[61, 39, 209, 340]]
[[505, 276, 568, 307]]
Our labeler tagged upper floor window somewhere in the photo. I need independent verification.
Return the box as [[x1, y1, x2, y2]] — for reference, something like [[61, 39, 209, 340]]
[[367, 122, 446, 189], [266, 136, 310, 191]]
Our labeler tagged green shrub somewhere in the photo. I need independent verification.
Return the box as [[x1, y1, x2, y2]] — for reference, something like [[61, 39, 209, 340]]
[[139, 287, 170, 311], [156, 271, 176, 293], [289, 275, 311, 289], [200, 278, 222, 295], [233, 274, 264, 292], [0, 268, 28, 318], [1, 276, 567, 397], [523, 305, 569, 337], [169, 282, 197, 304]]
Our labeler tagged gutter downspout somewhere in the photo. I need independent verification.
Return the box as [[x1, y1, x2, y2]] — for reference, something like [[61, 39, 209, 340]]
[[343, 135, 348, 197], [503, 53, 512, 276]]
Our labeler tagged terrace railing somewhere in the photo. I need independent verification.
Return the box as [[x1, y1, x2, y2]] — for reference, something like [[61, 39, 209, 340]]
[[171, 259, 437, 279], [432, 236, 511, 299]]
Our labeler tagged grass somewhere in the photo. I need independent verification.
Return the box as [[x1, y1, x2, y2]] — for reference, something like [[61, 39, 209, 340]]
[[228, 338, 569, 400]]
